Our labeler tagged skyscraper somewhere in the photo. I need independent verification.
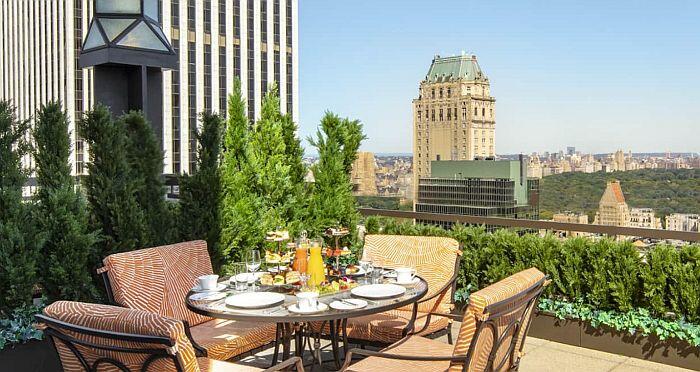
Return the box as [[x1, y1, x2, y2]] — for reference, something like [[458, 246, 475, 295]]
[[412, 53, 495, 196], [0, 0, 299, 175]]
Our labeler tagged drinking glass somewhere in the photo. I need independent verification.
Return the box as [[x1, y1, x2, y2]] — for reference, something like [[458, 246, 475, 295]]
[[246, 250, 261, 290], [229, 262, 248, 291]]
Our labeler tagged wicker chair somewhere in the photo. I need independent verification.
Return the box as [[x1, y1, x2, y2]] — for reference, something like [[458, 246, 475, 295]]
[[38, 301, 302, 372], [340, 267, 548, 372], [316, 235, 461, 345], [97, 240, 277, 361]]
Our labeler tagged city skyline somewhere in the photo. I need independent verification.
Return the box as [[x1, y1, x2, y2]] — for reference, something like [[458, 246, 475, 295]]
[[298, 0, 700, 155]]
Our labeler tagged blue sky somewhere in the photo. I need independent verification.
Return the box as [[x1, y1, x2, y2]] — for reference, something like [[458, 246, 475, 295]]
[[297, 0, 700, 155]]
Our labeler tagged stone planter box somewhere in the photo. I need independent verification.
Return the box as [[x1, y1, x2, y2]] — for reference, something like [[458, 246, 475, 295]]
[[0, 339, 61, 372], [529, 310, 700, 371]]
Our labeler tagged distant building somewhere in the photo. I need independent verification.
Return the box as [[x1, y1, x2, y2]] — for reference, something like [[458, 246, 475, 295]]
[[552, 211, 589, 237], [350, 152, 378, 196], [594, 180, 630, 227], [415, 158, 539, 229], [412, 53, 495, 196], [567, 146, 576, 156], [629, 208, 662, 229], [666, 214, 700, 232]]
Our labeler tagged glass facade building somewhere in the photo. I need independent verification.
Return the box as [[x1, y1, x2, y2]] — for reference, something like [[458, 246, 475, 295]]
[[0, 0, 299, 176]]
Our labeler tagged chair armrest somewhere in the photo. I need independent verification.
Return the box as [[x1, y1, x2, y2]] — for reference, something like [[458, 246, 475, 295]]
[[427, 311, 463, 322], [341, 348, 465, 370], [417, 271, 458, 305], [263, 356, 304, 372]]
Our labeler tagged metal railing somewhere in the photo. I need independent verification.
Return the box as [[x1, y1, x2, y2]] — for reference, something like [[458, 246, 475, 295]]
[[358, 208, 700, 242]]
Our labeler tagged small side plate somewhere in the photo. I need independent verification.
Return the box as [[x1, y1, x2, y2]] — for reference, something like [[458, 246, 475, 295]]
[[288, 302, 329, 314]]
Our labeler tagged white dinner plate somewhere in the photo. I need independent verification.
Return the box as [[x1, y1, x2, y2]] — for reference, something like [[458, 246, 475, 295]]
[[351, 284, 406, 299], [388, 277, 421, 286], [329, 298, 368, 310], [225, 292, 285, 309], [191, 283, 228, 293], [190, 292, 227, 301], [288, 302, 329, 314]]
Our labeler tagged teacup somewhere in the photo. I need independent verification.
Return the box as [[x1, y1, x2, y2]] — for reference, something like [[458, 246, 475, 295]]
[[395, 267, 416, 284], [198, 274, 219, 291], [296, 291, 319, 311]]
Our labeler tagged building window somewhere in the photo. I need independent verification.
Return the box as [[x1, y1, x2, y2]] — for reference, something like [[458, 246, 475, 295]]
[[247, 0, 255, 119], [462, 107, 466, 120], [417, 111, 421, 121], [204, 44, 212, 111], [219, 0, 226, 35], [490, 108, 493, 117], [204, 0, 211, 33], [431, 109, 435, 121], [439, 109, 443, 121], [219, 46, 227, 112], [260, 0, 268, 96], [447, 88, 451, 97], [436, 155, 441, 161], [482, 108, 485, 116], [447, 108, 451, 120], [439, 88, 443, 98], [431, 89, 435, 99], [474, 107, 478, 116], [187, 0, 195, 30]]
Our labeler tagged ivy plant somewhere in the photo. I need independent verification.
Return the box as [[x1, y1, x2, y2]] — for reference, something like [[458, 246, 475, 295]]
[[0, 301, 45, 350]]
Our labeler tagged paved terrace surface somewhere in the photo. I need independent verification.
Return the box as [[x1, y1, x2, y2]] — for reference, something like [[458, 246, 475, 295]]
[[235, 324, 694, 371]]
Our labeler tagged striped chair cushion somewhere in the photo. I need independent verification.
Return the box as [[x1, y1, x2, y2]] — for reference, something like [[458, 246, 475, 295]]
[[362, 235, 460, 313], [189, 319, 277, 361], [450, 267, 546, 372], [345, 335, 453, 371], [311, 309, 449, 344], [43, 301, 200, 372], [101, 240, 214, 327]]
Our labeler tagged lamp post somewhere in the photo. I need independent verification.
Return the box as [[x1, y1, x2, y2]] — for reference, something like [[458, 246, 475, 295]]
[[79, 0, 177, 147]]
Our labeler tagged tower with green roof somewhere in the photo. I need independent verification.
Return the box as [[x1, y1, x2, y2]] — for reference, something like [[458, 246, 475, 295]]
[[412, 52, 496, 198]]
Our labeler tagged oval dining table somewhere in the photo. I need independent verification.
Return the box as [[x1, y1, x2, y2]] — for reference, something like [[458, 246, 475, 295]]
[[186, 275, 428, 370]]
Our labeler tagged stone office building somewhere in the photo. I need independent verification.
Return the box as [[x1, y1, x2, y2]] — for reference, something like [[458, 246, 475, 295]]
[[412, 53, 496, 196]]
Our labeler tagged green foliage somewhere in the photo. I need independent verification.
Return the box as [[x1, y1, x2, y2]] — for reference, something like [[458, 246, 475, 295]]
[[538, 298, 700, 347], [221, 82, 307, 262], [79, 105, 148, 256], [0, 300, 45, 350], [33, 102, 99, 303], [540, 169, 700, 222], [121, 111, 176, 246], [0, 101, 40, 314], [307, 112, 366, 242], [180, 112, 224, 270], [363, 217, 700, 324]]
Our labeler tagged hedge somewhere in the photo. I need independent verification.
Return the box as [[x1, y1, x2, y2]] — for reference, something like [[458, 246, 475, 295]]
[[363, 216, 700, 323]]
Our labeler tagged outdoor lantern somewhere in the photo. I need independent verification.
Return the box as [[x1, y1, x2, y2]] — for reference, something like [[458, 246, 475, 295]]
[[80, 0, 176, 68], [79, 0, 177, 149]]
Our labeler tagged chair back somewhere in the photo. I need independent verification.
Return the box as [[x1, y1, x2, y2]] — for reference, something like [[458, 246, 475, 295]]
[[450, 268, 547, 372], [362, 235, 461, 313], [38, 301, 200, 372], [99, 240, 213, 327]]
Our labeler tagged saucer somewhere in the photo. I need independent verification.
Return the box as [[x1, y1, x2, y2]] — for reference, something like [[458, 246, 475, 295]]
[[288, 302, 329, 314], [389, 277, 420, 286], [192, 283, 227, 293]]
